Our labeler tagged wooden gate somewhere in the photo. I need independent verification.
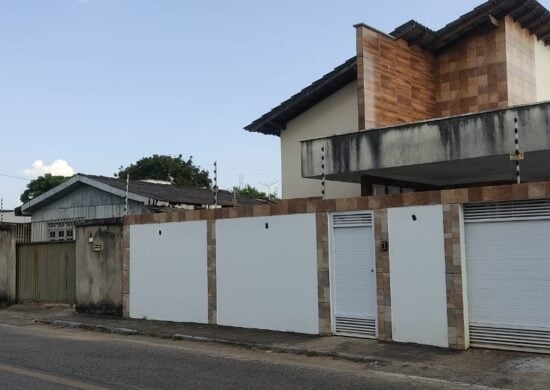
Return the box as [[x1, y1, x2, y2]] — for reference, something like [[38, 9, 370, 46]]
[[16, 242, 76, 304]]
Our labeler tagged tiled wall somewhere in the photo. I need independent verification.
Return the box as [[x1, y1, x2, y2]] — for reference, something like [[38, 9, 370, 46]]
[[505, 16, 537, 106], [374, 209, 392, 341], [358, 17, 540, 127], [356, 25, 437, 130], [443, 204, 466, 349], [435, 22, 508, 117]]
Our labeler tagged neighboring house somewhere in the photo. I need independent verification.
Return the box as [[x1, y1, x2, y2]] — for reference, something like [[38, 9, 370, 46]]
[[17, 174, 267, 242], [246, 0, 550, 199], [0, 210, 30, 224]]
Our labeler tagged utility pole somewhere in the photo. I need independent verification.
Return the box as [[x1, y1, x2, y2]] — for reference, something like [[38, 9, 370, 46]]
[[0, 198, 3, 223]]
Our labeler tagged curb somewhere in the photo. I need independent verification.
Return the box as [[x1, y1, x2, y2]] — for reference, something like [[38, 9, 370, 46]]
[[37, 319, 382, 364], [38, 320, 138, 336]]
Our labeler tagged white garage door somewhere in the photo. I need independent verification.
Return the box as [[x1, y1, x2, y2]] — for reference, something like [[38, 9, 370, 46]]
[[331, 212, 377, 338], [465, 200, 550, 351]]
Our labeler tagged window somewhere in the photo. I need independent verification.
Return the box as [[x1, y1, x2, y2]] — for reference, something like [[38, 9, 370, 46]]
[[47, 221, 75, 242]]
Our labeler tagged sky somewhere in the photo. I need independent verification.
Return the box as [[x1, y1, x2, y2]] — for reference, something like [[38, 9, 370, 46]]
[[1, 0, 547, 208]]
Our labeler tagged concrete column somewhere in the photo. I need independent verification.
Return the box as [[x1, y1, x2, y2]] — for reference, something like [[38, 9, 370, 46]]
[[316, 213, 331, 335], [443, 204, 468, 350], [0, 224, 16, 306], [75, 220, 123, 316], [374, 209, 392, 341], [207, 219, 217, 324]]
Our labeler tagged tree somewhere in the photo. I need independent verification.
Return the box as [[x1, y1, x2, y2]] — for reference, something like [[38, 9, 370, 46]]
[[20, 174, 70, 203], [236, 184, 280, 202], [117, 154, 211, 188]]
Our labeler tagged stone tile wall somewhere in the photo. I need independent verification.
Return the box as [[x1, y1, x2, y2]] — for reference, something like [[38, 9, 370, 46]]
[[374, 209, 392, 341], [443, 204, 466, 349], [356, 25, 437, 130]]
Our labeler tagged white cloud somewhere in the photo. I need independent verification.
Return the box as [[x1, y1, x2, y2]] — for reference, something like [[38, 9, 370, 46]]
[[23, 160, 76, 178]]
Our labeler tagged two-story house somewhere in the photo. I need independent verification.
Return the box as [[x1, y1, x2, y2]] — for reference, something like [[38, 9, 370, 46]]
[[246, 0, 550, 199]]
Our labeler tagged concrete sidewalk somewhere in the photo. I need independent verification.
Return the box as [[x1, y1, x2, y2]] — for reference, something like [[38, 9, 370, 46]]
[[3, 304, 550, 389]]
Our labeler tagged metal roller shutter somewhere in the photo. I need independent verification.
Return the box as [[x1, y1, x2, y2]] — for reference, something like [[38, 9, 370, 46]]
[[331, 212, 377, 338], [464, 200, 550, 351]]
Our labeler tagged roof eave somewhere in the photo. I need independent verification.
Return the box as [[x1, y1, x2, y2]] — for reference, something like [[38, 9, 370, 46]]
[[244, 57, 357, 136]]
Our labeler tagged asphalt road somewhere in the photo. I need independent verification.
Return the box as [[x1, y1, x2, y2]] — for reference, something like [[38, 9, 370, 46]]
[[0, 323, 495, 390]]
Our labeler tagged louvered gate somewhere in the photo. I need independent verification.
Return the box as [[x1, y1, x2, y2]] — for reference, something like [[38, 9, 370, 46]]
[[331, 212, 377, 338], [464, 200, 550, 351], [16, 241, 76, 304]]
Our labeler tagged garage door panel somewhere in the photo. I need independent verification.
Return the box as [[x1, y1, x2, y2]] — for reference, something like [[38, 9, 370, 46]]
[[466, 220, 550, 330], [465, 200, 550, 350]]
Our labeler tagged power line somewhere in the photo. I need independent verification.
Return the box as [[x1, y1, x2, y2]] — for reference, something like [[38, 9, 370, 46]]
[[0, 173, 30, 182]]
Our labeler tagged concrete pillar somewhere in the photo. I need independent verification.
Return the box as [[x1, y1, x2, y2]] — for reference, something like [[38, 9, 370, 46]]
[[75, 220, 123, 316], [0, 224, 16, 306]]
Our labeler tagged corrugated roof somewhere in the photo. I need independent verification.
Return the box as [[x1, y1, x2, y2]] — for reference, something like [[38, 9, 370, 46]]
[[83, 175, 268, 207], [392, 0, 550, 51]]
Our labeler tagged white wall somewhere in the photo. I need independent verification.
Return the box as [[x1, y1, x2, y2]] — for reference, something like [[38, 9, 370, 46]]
[[0, 211, 30, 224], [388, 205, 448, 348], [535, 39, 550, 102], [216, 214, 319, 334], [281, 82, 361, 200], [130, 221, 208, 323]]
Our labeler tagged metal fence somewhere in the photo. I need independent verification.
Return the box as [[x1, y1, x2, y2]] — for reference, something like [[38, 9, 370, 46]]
[[15, 223, 31, 243], [16, 241, 76, 304]]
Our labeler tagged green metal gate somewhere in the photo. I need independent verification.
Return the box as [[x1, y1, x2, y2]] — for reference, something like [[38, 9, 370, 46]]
[[16, 242, 76, 304]]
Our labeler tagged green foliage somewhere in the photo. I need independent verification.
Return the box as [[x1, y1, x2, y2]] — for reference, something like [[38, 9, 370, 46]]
[[20, 174, 70, 203], [117, 154, 211, 188], [236, 184, 280, 202]]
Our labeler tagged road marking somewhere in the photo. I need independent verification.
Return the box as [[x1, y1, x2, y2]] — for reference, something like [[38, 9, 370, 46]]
[[0, 363, 108, 390]]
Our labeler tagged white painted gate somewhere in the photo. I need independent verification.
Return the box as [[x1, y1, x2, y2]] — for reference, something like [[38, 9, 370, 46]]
[[331, 212, 377, 338], [465, 200, 550, 351]]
